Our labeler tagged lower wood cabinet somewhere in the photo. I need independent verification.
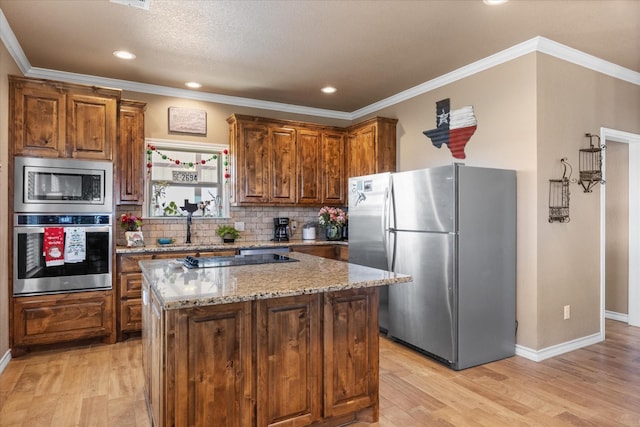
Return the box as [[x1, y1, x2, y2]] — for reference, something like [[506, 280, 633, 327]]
[[142, 274, 379, 427], [290, 244, 347, 261], [117, 249, 237, 340], [12, 290, 114, 354]]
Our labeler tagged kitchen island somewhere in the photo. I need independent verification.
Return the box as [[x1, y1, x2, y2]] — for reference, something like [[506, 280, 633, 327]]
[[140, 252, 411, 427]]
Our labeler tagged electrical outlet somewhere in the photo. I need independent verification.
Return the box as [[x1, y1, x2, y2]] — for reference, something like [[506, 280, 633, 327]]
[[563, 305, 571, 320], [291, 220, 297, 231], [234, 222, 245, 232]]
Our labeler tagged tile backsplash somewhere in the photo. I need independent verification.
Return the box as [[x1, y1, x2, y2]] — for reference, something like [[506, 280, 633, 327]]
[[116, 205, 325, 246]]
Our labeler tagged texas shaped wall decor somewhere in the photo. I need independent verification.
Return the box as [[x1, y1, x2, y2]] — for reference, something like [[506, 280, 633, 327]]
[[423, 98, 477, 159]]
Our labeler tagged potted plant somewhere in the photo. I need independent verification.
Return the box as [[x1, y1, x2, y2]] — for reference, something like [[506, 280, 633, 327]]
[[216, 225, 241, 243]]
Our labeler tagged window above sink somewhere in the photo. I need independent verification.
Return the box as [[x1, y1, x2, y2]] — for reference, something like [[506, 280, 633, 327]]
[[144, 138, 230, 219]]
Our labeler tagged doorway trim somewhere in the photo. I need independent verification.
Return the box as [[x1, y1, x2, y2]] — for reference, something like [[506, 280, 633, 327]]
[[600, 127, 640, 333]]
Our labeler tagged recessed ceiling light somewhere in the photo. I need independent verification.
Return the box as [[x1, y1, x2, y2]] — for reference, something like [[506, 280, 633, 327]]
[[113, 50, 136, 60], [321, 86, 337, 94], [185, 82, 202, 89], [483, 0, 508, 4]]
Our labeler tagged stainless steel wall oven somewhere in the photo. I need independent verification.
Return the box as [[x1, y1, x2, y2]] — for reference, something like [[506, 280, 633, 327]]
[[13, 214, 112, 296]]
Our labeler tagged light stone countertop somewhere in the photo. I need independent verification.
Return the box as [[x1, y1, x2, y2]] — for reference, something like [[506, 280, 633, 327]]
[[139, 252, 412, 310], [116, 239, 347, 254]]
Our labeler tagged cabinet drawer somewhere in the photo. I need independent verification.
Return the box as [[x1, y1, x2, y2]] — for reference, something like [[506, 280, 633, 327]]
[[120, 272, 142, 299], [120, 298, 142, 332], [119, 254, 152, 273], [292, 245, 338, 260], [13, 291, 112, 346]]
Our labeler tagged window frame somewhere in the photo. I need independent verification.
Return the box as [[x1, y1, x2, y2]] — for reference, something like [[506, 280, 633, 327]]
[[143, 138, 230, 219]]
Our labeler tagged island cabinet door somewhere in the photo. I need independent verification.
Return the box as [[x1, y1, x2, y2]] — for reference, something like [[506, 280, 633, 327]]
[[323, 288, 380, 422], [256, 294, 322, 427], [170, 302, 253, 427]]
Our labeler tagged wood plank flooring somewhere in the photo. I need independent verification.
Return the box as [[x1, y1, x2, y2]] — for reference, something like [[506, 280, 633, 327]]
[[1, 319, 639, 426]]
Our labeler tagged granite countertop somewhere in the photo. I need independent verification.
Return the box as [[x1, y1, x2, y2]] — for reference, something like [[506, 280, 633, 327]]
[[139, 252, 411, 310], [117, 239, 347, 254]]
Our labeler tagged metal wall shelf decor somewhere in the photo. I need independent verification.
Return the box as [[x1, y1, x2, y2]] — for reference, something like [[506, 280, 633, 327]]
[[579, 133, 606, 193], [549, 158, 572, 223]]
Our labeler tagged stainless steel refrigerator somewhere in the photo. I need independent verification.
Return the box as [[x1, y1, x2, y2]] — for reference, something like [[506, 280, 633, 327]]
[[348, 164, 516, 370]]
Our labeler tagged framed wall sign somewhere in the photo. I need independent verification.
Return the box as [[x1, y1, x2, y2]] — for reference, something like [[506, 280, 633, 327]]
[[168, 107, 207, 135]]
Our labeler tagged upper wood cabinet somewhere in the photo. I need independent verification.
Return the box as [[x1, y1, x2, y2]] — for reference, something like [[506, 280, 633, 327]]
[[116, 100, 146, 205], [297, 129, 322, 205], [346, 117, 398, 179], [9, 75, 120, 160], [297, 129, 346, 206], [270, 126, 297, 204], [228, 115, 297, 205], [228, 114, 353, 207], [321, 131, 346, 204]]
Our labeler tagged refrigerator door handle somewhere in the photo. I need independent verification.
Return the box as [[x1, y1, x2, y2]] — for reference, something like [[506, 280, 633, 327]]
[[381, 186, 390, 269], [384, 184, 397, 271]]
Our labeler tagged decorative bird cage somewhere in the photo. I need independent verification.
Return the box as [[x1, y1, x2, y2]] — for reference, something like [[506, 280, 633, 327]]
[[578, 133, 605, 193], [549, 158, 571, 223]]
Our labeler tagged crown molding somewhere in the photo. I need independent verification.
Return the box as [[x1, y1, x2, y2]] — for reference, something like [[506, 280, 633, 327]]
[[0, 9, 30, 73], [1, 7, 638, 122], [24, 67, 352, 120]]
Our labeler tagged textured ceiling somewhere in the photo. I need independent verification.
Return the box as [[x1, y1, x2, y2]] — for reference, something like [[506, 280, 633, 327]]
[[0, 0, 638, 113]]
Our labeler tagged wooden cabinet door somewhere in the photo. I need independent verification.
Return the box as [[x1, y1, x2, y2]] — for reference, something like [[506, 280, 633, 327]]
[[297, 129, 322, 205], [270, 126, 297, 204], [322, 131, 346, 204], [67, 92, 117, 160], [171, 302, 253, 427], [256, 294, 322, 427], [117, 100, 146, 204], [236, 122, 270, 203], [347, 124, 377, 179], [323, 288, 379, 420], [10, 77, 66, 157], [148, 284, 164, 427]]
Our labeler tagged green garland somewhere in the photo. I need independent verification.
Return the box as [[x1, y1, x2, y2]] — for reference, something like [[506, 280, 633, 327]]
[[146, 144, 230, 183]]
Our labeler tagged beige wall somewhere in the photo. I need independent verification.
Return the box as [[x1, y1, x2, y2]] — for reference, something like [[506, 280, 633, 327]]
[[536, 54, 640, 349], [605, 141, 629, 314], [0, 42, 20, 357]]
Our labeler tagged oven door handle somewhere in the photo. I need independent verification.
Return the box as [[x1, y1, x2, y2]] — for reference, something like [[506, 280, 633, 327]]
[[14, 226, 112, 234]]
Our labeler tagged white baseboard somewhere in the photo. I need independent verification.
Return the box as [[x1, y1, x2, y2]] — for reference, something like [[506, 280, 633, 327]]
[[0, 349, 11, 375], [605, 310, 628, 323], [515, 331, 604, 362]]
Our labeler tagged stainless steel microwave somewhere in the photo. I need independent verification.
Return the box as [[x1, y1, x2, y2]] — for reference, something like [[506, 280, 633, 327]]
[[14, 156, 113, 213]]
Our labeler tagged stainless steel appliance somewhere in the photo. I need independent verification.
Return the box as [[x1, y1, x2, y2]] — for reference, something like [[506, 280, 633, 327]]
[[14, 156, 113, 213], [348, 164, 516, 370], [272, 217, 291, 242], [13, 214, 113, 296]]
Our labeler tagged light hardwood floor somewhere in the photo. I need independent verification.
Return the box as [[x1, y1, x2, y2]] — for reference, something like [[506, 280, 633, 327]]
[[1, 319, 639, 426]]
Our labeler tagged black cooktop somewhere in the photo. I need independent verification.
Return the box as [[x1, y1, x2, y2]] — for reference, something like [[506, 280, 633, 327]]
[[182, 253, 299, 269]]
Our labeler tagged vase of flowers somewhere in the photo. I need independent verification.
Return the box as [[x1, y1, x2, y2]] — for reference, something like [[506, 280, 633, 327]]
[[120, 213, 144, 247], [318, 206, 348, 241]]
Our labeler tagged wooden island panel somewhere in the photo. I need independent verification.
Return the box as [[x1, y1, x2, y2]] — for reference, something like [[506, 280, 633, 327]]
[[256, 294, 322, 426]]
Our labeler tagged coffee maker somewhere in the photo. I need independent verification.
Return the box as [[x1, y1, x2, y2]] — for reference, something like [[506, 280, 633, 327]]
[[272, 217, 291, 242]]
